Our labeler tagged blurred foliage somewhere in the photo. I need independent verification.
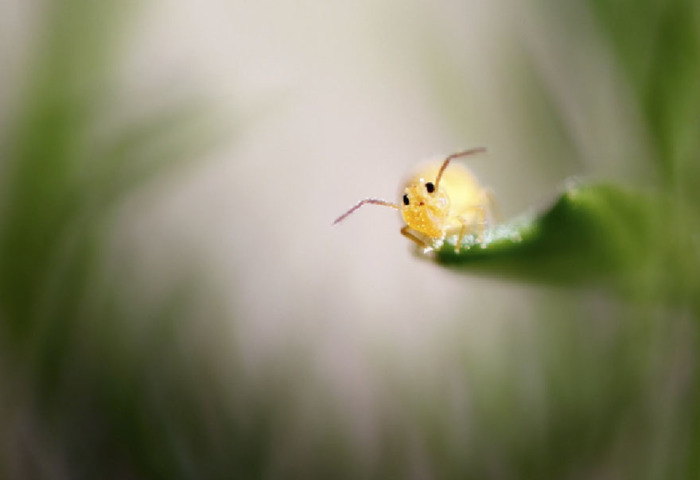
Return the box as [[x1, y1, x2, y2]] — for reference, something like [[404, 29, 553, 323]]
[[0, 0, 251, 478], [1, 0, 699, 478], [588, 0, 700, 182]]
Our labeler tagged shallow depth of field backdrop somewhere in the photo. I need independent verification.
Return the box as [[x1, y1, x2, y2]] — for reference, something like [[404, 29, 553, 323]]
[[0, 0, 698, 478]]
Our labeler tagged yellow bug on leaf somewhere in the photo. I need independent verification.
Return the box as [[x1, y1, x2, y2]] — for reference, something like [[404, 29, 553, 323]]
[[333, 147, 495, 252]]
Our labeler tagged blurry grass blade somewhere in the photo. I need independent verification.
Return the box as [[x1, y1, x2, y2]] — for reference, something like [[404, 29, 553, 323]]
[[78, 101, 220, 215], [0, 0, 218, 338], [586, 0, 700, 180], [435, 183, 661, 290], [0, 0, 133, 329]]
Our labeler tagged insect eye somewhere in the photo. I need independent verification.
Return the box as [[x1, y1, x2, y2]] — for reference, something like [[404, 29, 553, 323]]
[[403, 194, 409, 205], [425, 182, 435, 193]]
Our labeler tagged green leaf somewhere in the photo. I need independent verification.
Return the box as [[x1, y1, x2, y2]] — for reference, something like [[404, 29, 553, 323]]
[[434, 183, 662, 291]]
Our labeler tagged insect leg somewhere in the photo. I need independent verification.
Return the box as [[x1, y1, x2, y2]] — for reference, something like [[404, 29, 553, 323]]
[[456, 222, 468, 253], [456, 204, 488, 251], [400, 226, 430, 250]]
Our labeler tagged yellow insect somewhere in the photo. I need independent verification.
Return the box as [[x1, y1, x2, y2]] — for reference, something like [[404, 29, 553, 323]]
[[333, 147, 495, 252]]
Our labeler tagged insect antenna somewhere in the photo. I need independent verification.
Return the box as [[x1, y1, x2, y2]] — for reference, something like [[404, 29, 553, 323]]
[[434, 147, 487, 190], [333, 199, 400, 225]]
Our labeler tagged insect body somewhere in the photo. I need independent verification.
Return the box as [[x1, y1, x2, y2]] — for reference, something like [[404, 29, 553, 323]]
[[334, 148, 494, 252]]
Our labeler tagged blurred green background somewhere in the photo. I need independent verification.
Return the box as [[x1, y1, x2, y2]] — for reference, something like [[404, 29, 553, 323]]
[[0, 0, 698, 478]]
